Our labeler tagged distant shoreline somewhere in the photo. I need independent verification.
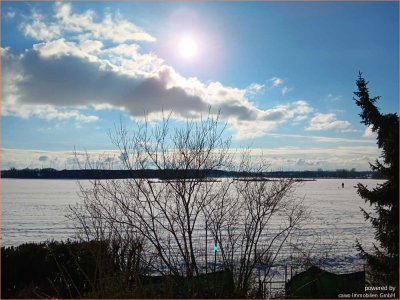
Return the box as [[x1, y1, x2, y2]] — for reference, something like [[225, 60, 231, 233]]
[[1, 168, 382, 180]]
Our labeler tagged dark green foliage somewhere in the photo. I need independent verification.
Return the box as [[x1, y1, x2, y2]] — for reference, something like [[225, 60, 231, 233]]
[[1, 240, 148, 298], [1, 241, 234, 298], [1, 240, 110, 298], [286, 266, 365, 298], [353, 72, 399, 287], [133, 271, 234, 298]]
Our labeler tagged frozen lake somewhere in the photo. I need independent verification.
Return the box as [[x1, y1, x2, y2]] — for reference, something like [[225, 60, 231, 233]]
[[1, 178, 380, 271]]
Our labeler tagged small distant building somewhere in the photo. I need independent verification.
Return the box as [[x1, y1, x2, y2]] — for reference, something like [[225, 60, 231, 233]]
[[286, 266, 365, 298]]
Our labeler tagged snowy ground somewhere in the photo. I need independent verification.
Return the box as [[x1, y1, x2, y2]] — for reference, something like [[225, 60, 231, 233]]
[[2, 178, 380, 274]]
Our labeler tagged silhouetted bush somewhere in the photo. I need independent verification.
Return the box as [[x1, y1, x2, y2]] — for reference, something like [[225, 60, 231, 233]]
[[1, 240, 111, 298], [1, 241, 234, 298]]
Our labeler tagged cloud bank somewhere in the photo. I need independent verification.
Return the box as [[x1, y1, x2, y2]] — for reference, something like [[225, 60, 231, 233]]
[[2, 2, 353, 140], [306, 113, 351, 131], [1, 146, 379, 171]]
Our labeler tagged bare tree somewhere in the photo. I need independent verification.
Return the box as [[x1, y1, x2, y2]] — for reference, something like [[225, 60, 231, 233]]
[[205, 155, 307, 297], [69, 112, 307, 297]]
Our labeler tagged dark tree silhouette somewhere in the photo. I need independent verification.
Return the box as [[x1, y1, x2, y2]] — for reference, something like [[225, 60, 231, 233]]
[[69, 113, 307, 297], [354, 72, 399, 287]]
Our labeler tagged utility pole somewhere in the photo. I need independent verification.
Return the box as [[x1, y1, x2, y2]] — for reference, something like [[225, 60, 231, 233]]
[[205, 220, 208, 274], [285, 265, 287, 283], [213, 239, 218, 273]]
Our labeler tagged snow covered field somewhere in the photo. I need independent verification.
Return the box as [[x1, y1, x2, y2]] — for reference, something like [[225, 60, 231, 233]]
[[2, 178, 380, 271]]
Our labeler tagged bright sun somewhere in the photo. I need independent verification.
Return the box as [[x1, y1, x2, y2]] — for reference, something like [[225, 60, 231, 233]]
[[178, 37, 198, 58]]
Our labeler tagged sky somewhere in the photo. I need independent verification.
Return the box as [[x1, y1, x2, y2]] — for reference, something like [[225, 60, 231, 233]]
[[1, 1, 398, 171]]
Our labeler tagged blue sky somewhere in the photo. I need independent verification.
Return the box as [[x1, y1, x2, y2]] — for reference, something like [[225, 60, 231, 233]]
[[1, 1, 398, 171]]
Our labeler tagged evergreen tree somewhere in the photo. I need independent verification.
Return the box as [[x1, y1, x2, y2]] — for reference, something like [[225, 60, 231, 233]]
[[354, 72, 399, 287]]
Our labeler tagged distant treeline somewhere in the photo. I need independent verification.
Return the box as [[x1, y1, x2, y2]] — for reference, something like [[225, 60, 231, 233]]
[[1, 168, 382, 179]]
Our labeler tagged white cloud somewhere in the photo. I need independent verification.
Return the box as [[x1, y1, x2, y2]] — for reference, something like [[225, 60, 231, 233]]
[[21, 3, 156, 43], [306, 113, 351, 131], [231, 101, 317, 139], [3, 44, 314, 139], [1, 148, 122, 170], [339, 128, 362, 133], [246, 83, 265, 97], [103, 43, 140, 58], [327, 94, 342, 102], [1, 48, 98, 125], [5, 10, 16, 20], [79, 40, 103, 53], [293, 115, 308, 122], [4, 3, 326, 139], [267, 133, 375, 144], [292, 100, 314, 115], [363, 125, 377, 138], [33, 38, 87, 58], [290, 100, 313, 123], [21, 10, 62, 41], [227, 145, 379, 170], [1, 145, 379, 171], [3, 46, 278, 136], [282, 86, 292, 95], [271, 76, 283, 87]]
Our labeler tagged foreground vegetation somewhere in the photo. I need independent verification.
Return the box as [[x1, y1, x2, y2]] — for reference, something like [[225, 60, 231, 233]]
[[1, 240, 234, 298], [354, 73, 399, 288], [64, 112, 308, 298]]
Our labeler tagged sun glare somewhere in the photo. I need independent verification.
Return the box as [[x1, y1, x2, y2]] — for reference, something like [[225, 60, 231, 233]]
[[178, 37, 198, 58]]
